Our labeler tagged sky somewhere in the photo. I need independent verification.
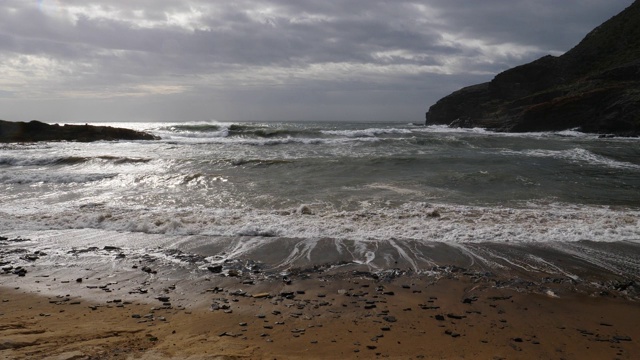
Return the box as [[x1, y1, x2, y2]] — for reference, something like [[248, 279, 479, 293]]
[[0, 0, 634, 123]]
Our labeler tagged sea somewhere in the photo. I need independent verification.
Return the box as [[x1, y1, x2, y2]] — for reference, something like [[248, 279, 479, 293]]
[[1, 121, 640, 275]]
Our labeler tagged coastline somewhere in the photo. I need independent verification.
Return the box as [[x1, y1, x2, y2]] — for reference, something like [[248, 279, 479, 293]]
[[1, 235, 639, 359]]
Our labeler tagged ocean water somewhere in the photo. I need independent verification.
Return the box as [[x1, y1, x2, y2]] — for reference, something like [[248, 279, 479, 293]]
[[1, 121, 639, 272]]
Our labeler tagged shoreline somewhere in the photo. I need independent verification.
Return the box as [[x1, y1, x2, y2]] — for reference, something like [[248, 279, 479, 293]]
[[1, 234, 639, 359]]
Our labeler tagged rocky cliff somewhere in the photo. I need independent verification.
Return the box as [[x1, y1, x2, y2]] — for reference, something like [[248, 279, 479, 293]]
[[426, 1, 640, 136], [0, 120, 159, 142]]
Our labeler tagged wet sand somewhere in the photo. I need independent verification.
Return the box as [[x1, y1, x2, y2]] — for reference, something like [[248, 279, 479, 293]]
[[1, 236, 639, 359]]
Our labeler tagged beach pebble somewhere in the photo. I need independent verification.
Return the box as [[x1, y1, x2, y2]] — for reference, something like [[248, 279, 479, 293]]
[[227, 270, 240, 277], [207, 265, 223, 273], [447, 313, 465, 320], [445, 330, 460, 338], [613, 335, 632, 342]]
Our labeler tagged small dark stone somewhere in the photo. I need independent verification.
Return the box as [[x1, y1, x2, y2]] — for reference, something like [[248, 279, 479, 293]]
[[383, 316, 397, 323], [16, 269, 27, 277], [207, 265, 223, 273], [613, 336, 632, 342], [435, 315, 445, 321], [445, 330, 460, 338], [227, 269, 240, 277]]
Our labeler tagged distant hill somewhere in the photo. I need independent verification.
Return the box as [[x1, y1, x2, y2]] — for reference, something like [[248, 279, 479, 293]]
[[0, 120, 159, 142], [426, 1, 640, 136]]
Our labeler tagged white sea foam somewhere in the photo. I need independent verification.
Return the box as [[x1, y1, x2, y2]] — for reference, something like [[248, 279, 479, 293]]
[[321, 128, 412, 137], [0, 172, 118, 184], [501, 147, 640, 169], [1, 201, 638, 245]]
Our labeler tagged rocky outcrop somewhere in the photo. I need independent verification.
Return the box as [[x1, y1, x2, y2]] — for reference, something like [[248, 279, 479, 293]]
[[426, 1, 640, 136], [0, 120, 159, 142]]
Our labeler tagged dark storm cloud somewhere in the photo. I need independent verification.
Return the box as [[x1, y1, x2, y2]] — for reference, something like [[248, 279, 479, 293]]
[[0, 0, 633, 122]]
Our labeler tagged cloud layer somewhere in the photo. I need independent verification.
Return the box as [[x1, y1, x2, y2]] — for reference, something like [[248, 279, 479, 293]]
[[0, 0, 633, 122]]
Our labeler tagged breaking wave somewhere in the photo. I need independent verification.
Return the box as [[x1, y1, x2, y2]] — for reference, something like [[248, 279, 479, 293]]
[[2, 201, 638, 244]]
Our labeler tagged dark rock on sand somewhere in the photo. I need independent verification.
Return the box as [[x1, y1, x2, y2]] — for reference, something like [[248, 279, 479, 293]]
[[425, 2, 640, 136], [613, 335, 632, 342], [383, 316, 397, 323], [446, 313, 466, 320], [207, 265, 223, 273], [445, 330, 461, 338]]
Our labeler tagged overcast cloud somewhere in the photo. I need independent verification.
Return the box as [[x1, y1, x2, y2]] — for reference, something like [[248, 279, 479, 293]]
[[0, 0, 633, 122]]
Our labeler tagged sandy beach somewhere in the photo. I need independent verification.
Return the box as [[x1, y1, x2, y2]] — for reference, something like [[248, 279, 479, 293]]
[[1, 235, 639, 359]]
